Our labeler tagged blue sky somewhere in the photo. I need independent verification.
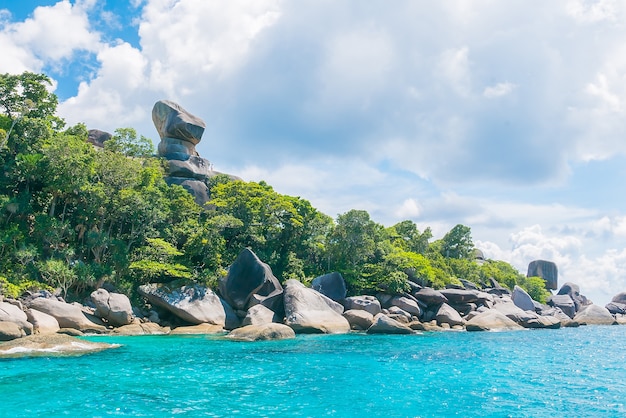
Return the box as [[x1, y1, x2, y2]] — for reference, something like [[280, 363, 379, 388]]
[[2, 0, 626, 304]]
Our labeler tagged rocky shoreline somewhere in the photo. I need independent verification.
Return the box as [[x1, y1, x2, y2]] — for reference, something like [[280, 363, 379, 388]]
[[2, 248, 626, 356]]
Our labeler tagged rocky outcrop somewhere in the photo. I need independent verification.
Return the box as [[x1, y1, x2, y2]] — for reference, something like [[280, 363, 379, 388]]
[[0, 334, 119, 358], [527, 259, 558, 290], [367, 314, 413, 334], [218, 248, 283, 313], [511, 285, 535, 311], [283, 279, 349, 334], [413, 287, 448, 306], [25, 309, 60, 335], [343, 309, 374, 330], [311, 272, 347, 302], [27, 298, 104, 331], [112, 322, 170, 335], [573, 304, 615, 326], [0, 322, 23, 341], [465, 310, 524, 331], [548, 294, 576, 319], [342, 295, 381, 315], [152, 100, 239, 206], [138, 282, 226, 326], [87, 129, 112, 148], [169, 324, 224, 335], [227, 323, 296, 341], [435, 303, 466, 327], [90, 288, 134, 327], [389, 296, 421, 317], [0, 301, 33, 337], [242, 304, 280, 326]]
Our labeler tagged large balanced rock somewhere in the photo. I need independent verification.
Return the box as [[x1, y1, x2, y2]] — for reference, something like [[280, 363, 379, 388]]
[[342, 295, 381, 315], [527, 259, 558, 290], [283, 279, 349, 334], [153, 100, 205, 153], [0, 301, 33, 336], [219, 248, 283, 312], [27, 298, 103, 331], [90, 288, 134, 327], [367, 313, 413, 334], [138, 282, 225, 326], [311, 272, 347, 302], [227, 323, 296, 342], [573, 304, 615, 325], [465, 310, 524, 331]]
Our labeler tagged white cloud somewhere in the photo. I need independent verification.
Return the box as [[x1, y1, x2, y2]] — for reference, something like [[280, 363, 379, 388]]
[[395, 198, 421, 219], [483, 82, 516, 98], [566, 0, 618, 23], [10, 0, 100, 61], [437, 46, 471, 95]]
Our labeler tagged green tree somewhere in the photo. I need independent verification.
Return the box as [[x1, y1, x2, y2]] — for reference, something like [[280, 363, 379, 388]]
[[440, 224, 474, 259], [105, 127, 154, 158]]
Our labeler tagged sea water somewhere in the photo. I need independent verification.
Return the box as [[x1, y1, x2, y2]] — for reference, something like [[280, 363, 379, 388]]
[[1, 326, 625, 417]]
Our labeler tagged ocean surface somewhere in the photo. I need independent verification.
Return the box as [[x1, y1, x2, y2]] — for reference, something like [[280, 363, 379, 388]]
[[1, 326, 625, 417]]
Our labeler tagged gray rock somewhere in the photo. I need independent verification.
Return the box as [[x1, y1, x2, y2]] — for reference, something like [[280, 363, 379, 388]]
[[343, 309, 374, 330], [435, 303, 466, 327], [512, 285, 535, 311], [493, 300, 537, 325], [311, 272, 347, 302], [387, 306, 412, 321], [138, 283, 225, 326], [605, 301, 626, 315], [27, 298, 102, 331], [557, 282, 591, 313], [527, 260, 558, 290], [367, 314, 413, 334], [25, 309, 60, 335], [87, 129, 112, 148], [0, 334, 118, 358], [440, 288, 480, 304], [283, 279, 349, 334], [167, 156, 212, 180], [523, 314, 561, 329], [611, 291, 626, 304], [0, 322, 23, 341], [112, 322, 170, 335], [342, 295, 381, 315], [242, 304, 280, 326], [465, 310, 524, 331], [220, 298, 241, 330], [165, 177, 210, 206], [0, 301, 32, 336], [219, 248, 284, 312], [169, 324, 224, 335], [389, 296, 421, 316], [227, 323, 296, 342], [573, 304, 615, 325], [90, 288, 134, 327], [413, 287, 448, 306], [548, 294, 576, 319], [152, 100, 205, 146]]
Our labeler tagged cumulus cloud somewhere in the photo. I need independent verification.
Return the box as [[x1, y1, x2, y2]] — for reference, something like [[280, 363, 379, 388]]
[[483, 82, 516, 98]]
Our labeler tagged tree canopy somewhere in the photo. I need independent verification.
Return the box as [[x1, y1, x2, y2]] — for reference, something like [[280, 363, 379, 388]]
[[0, 71, 547, 303]]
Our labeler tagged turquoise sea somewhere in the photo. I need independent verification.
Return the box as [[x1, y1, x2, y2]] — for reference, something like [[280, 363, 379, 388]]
[[1, 326, 625, 417]]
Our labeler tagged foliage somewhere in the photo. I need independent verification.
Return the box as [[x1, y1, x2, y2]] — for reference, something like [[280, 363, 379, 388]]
[[517, 276, 551, 304], [0, 70, 536, 304]]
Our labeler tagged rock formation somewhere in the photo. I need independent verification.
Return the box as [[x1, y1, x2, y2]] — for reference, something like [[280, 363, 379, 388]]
[[527, 259, 558, 290], [87, 129, 112, 148], [311, 272, 347, 302], [90, 289, 134, 327], [138, 282, 226, 326], [152, 100, 238, 206], [218, 248, 284, 313]]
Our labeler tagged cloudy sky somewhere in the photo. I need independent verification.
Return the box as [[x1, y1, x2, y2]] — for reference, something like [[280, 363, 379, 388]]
[[2, 0, 626, 304]]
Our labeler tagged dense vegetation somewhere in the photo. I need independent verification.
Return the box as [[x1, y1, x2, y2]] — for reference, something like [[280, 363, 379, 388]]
[[0, 72, 551, 304]]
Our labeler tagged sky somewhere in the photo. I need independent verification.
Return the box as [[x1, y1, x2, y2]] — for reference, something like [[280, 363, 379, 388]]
[[2, 0, 626, 305]]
